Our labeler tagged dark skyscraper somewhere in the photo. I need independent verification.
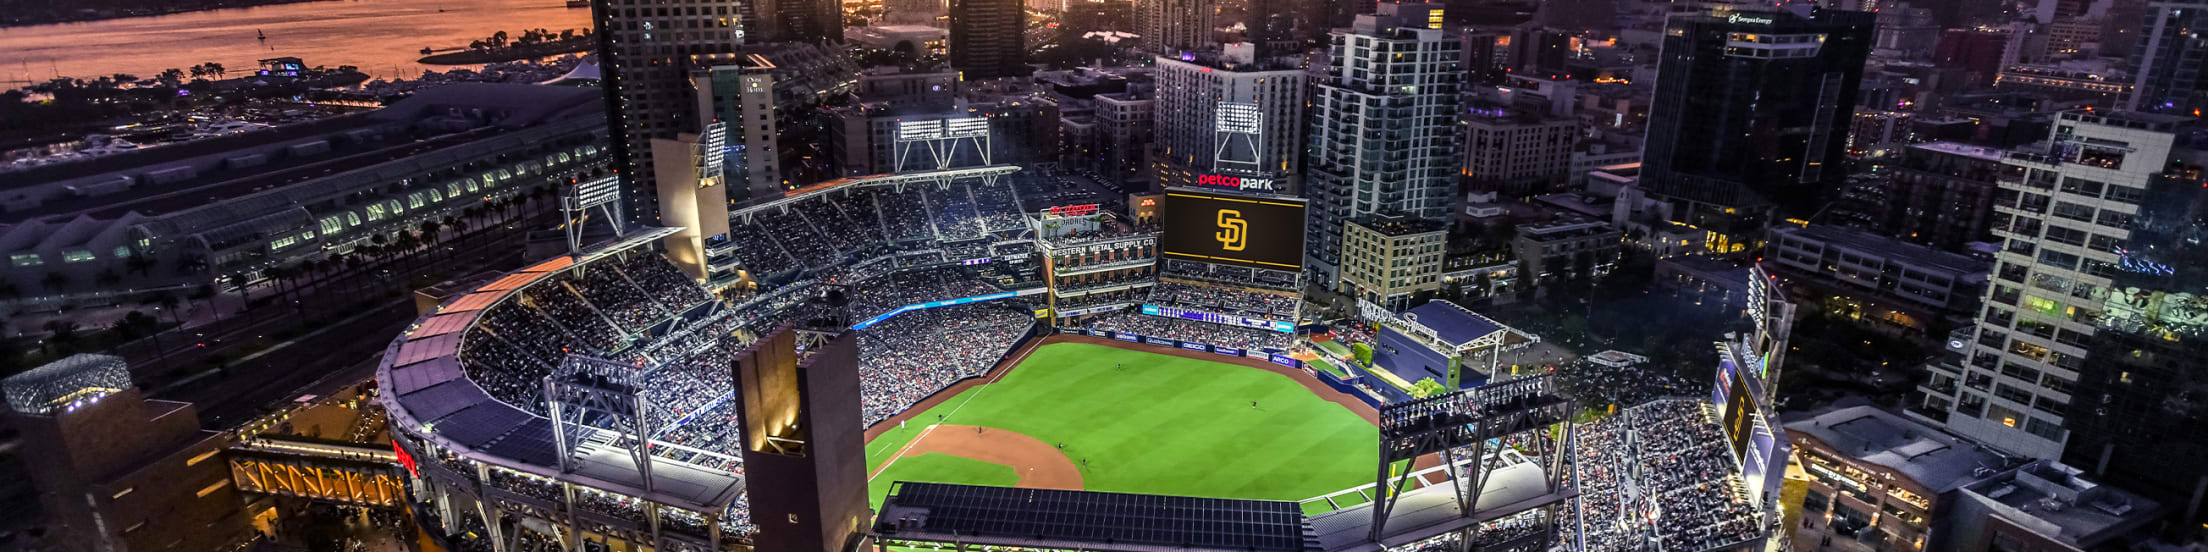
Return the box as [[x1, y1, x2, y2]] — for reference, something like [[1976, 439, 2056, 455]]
[[2122, 0, 2208, 115], [1639, 6, 1876, 253], [949, 0, 1028, 79], [757, 0, 844, 43], [590, 0, 748, 223], [1245, 0, 1296, 54]]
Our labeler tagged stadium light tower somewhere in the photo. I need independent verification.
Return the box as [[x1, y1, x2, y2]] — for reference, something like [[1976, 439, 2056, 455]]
[[893, 117, 992, 173], [564, 174, 630, 254], [1213, 101, 1265, 175]]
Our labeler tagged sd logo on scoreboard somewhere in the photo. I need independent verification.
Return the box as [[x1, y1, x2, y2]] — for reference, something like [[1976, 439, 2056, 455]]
[[1159, 189, 1306, 271]]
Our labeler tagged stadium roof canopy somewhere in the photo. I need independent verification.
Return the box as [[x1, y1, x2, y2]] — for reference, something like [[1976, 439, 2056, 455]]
[[1401, 301, 1507, 349], [875, 483, 1319, 552]]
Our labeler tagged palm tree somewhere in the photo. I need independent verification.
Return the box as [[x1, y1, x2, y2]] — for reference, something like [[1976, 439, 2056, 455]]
[[156, 293, 184, 333], [125, 254, 155, 276], [262, 264, 293, 312], [188, 65, 207, 80], [94, 269, 122, 290], [205, 62, 225, 79], [41, 320, 81, 355]]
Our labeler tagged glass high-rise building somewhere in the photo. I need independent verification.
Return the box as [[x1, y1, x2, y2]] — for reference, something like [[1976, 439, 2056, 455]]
[[1303, 2, 1462, 288], [1912, 110, 2208, 520], [1639, 6, 1876, 253], [592, 0, 839, 223], [591, 0, 749, 223]]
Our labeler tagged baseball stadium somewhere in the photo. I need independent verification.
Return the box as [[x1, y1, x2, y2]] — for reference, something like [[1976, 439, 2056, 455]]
[[377, 160, 1781, 552]]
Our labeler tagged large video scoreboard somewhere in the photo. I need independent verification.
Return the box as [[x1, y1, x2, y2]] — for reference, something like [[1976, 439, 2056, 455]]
[[1159, 189, 1306, 272]]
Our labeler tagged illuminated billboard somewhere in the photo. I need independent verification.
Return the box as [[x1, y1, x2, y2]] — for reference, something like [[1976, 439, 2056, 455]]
[[1160, 190, 1306, 271]]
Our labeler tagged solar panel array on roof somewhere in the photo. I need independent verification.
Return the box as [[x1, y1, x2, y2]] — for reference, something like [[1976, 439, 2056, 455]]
[[1402, 301, 1503, 347], [413, 312, 478, 339], [394, 333, 463, 367], [388, 355, 464, 395], [437, 402, 532, 447], [445, 291, 505, 313], [881, 483, 1313, 551], [483, 419, 561, 467], [522, 256, 574, 273], [397, 379, 491, 422], [479, 272, 546, 292]]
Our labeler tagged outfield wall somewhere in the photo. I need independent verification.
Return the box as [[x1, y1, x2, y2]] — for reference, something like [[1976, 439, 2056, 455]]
[[1053, 327, 1390, 409]]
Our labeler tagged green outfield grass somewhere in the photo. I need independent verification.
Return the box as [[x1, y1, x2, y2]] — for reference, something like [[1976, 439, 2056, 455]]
[[1308, 357, 1350, 379], [867, 453, 1020, 506], [865, 342, 1377, 507], [1316, 340, 1353, 358]]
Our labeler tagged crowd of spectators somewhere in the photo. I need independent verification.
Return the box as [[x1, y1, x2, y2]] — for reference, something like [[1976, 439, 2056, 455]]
[[1054, 288, 1145, 312], [614, 251, 714, 309], [522, 278, 622, 349], [1556, 356, 1694, 434], [1565, 399, 1761, 552], [848, 267, 1004, 320], [461, 327, 554, 411], [755, 208, 841, 270], [721, 494, 758, 537], [1148, 279, 1297, 318], [793, 194, 887, 255], [1052, 269, 1156, 294], [877, 188, 937, 242], [971, 180, 1027, 231], [1043, 221, 1158, 248], [574, 489, 649, 524], [735, 176, 1037, 287], [923, 184, 986, 241], [487, 468, 564, 505], [1162, 260, 1298, 290], [1081, 311, 1290, 351], [572, 266, 669, 330], [856, 303, 1035, 426], [727, 219, 802, 276]]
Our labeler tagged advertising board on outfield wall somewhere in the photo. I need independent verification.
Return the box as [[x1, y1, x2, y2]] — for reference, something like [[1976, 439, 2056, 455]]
[[1058, 328, 1287, 361], [1141, 304, 1294, 333]]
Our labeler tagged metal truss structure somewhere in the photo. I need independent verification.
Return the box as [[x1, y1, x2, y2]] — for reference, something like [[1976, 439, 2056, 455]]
[[562, 175, 626, 254], [1213, 101, 1265, 174], [1372, 375, 1576, 550], [893, 117, 992, 173], [546, 354, 657, 491], [790, 283, 852, 360], [230, 455, 405, 507]]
